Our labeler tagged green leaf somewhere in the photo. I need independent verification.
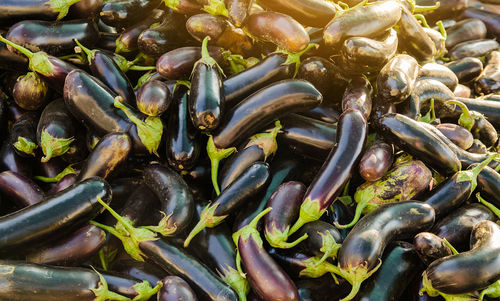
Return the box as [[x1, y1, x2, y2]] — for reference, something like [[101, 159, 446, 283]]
[[46, 0, 82, 20]]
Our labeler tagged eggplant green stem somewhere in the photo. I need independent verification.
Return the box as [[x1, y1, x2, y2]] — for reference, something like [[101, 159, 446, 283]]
[[195, 36, 225, 76], [218, 265, 249, 301], [47, 0, 83, 20], [0, 35, 34, 59], [184, 202, 228, 247], [480, 280, 500, 300], [34, 164, 77, 183], [442, 238, 459, 255], [207, 135, 236, 195], [316, 231, 342, 265], [132, 281, 163, 301], [338, 259, 382, 301], [74, 39, 95, 62], [245, 120, 282, 160], [13, 136, 37, 156], [414, 14, 430, 28], [289, 198, 324, 236], [264, 223, 308, 249], [91, 267, 131, 301], [129, 65, 156, 71], [276, 43, 319, 78], [477, 193, 500, 219], [40, 129, 75, 162], [446, 100, 474, 131], [456, 154, 499, 191]]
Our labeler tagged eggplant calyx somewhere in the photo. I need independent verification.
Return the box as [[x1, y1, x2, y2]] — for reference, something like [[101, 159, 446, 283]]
[[114, 97, 162, 156], [40, 129, 75, 162], [480, 280, 500, 300], [129, 65, 156, 71], [406, 0, 440, 13], [414, 14, 431, 28], [74, 39, 96, 62], [47, 0, 82, 20], [457, 154, 498, 191], [207, 135, 236, 195], [141, 212, 177, 237], [300, 256, 341, 279], [132, 280, 162, 301], [476, 193, 500, 220], [13, 136, 37, 156], [91, 267, 131, 301], [91, 197, 158, 262], [173, 80, 191, 92], [218, 265, 249, 301], [417, 98, 436, 124], [233, 207, 272, 248], [98, 247, 117, 271], [245, 120, 282, 160], [265, 223, 308, 249], [276, 43, 318, 78], [446, 100, 475, 131], [420, 272, 477, 301], [194, 36, 225, 77], [134, 71, 155, 90], [317, 231, 342, 265], [34, 164, 77, 183], [289, 198, 324, 236], [339, 259, 382, 301], [184, 202, 228, 247], [202, 0, 229, 17]]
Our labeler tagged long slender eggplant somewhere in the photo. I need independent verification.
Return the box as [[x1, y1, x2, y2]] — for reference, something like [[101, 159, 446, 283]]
[[74, 39, 135, 106], [413, 232, 452, 266], [397, 6, 437, 62], [6, 19, 99, 57], [431, 203, 496, 251], [184, 162, 269, 247], [435, 123, 473, 150], [449, 39, 500, 60], [77, 132, 132, 181], [0, 177, 110, 251], [289, 109, 367, 235], [234, 208, 299, 301], [257, 0, 335, 28], [446, 18, 487, 50], [26, 224, 106, 266], [446, 57, 483, 84], [0, 0, 94, 24], [0, 171, 44, 207], [111, 259, 166, 285], [264, 181, 307, 249], [453, 97, 500, 129], [213, 79, 322, 149], [158, 276, 198, 301], [292, 220, 342, 265], [99, 0, 161, 28], [9, 112, 38, 157], [422, 220, 500, 296], [417, 63, 458, 92], [96, 270, 161, 300], [189, 36, 225, 131], [166, 86, 200, 171], [377, 54, 419, 105], [336, 159, 433, 229], [143, 163, 194, 236], [337, 201, 435, 301], [415, 0, 467, 24], [375, 113, 461, 175], [300, 105, 340, 124], [0, 261, 136, 300], [156, 46, 222, 80], [475, 50, 500, 95], [12, 72, 50, 111]]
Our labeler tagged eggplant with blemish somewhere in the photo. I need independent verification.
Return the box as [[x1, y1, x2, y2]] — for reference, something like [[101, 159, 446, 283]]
[[6, 19, 99, 57], [184, 162, 269, 247], [9, 112, 38, 157], [375, 113, 461, 175], [99, 0, 162, 28], [422, 220, 500, 296], [293, 220, 342, 264], [431, 203, 496, 251], [158, 276, 198, 301], [413, 232, 452, 266], [446, 57, 483, 84], [417, 63, 458, 92], [468, 139, 487, 154], [449, 39, 500, 60], [0, 171, 43, 208], [166, 87, 200, 171], [244, 11, 309, 53], [359, 141, 393, 182], [377, 54, 419, 105], [156, 46, 223, 80], [12, 72, 50, 111], [289, 108, 367, 235], [445, 18, 487, 50], [26, 224, 106, 266], [475, 50, 500, 95], [213, 79, 322, 149], [436, 123, 473, 150], [337, 201, 435, 301]]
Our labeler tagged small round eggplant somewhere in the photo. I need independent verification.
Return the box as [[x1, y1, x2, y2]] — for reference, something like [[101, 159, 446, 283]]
[[359, 141, 393, 181], [158, 276, 198, 301], [156, 46, 222, 80], [12, 72, 50, 111]]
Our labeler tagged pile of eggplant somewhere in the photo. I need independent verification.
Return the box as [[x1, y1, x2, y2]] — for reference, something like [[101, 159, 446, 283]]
[[0, 0, 500, 300]]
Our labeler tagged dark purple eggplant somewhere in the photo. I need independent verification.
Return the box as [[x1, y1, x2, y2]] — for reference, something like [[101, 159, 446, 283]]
[[431, 203, 496, 251], [337, 201, 435, 301], [184, 162, 269, 247], [478, 166, 500, 207], [449, 39, 500, 60], [136, 80, 171, 117], [377, 54, 419, 105], [445, 18, 487, 50], [189, 36, 225, 131], [435, 123, 473, 150], [115, 9, 165, 54], [289, 108, 367, 235], [417, 63, 459, 92], [299, 105, 340, 124], [461, 7, 500, 41], [421, 220, 500, 296], [225, 0, 252, 27], [292, 220, 342, 265], [234, 208, 299, 301], [258, 0, 335, 28], [111, 259, 166, 285], [0, 0, 94, 24], [359, 141, 393, 182], [342, 76, 373, 119], [6, 19, 99, 57], [0, 141, 33, 177], [26, 224, 105, 266], [213, 79, 322, 149], [12, 72, 50, 111], [156, 46, 222, 80], [0, 39, 28, 72], [47, 173, 77, 195], [406, 79, 455, 120], [296, 275, 350, 301], [264, 181, 307, 249], [77, 132, 132, 181], [446, 57, 484, 84], [9, 111, 38, 157], [99, 0, 162, 28], [475, 50, 500, 95], [413, 232, 452, 266], [158, 276, 198, 301], [143, 163, 194, 236], [0, 171, 44, 208]]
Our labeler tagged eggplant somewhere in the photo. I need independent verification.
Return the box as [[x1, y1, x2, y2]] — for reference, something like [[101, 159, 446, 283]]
[[9, 112, 38, 157], [477, 166, 500, 207], [156, 46, 223, 80], [0, 0, 95, 24], [445, 18, 487, 50], [257, 0, 336, 28], [12, 72, 50, 111], [475, 50, 500, 95], [405, 79, 455, 120], [417, 63, 458, 92], [299, 105, 340, 124], [468, 139, 487, 154], [114, 9, 165, 54], [435, 123, 473, 150], [292, 220, 342, 265], [446, 57, 483, 84], [342, 76, 373, 119], [0, 171, 44, 207], [99, 0, 162, 28], [337, 201, 435, 301], [453, 97, 500, 129], [225, 0, 252, 27], [0, 39, 28, 72], [158, 276, 198, 301], [296, 276, 350, 301], [111, 259, 166, 285], [415, 0, 467, 24], [0, 141, 33, 178], [449, 39, 500, 60], [377, 54, 419, 105], [461, 7, 500, 41], [453, 84, 471, 98], [422, 220, 500, 296], [359, 141, 393, 182], [413, 232, 452, 266], [136, 80, 171, 117]]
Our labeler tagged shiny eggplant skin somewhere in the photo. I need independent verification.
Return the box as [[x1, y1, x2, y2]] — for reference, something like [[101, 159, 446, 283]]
[[224, 0, 252, 27], [417, 63, 458, 92], [415, 0, 467, 24], [0, 177, 110, 251], [449, 39, 500, 60], [0, 261, 109, 300], [406, 79, 455, 120], [375, 113, 461, 175], [355, 242, 421, 301], [156, 46, 222, 80], [446, 57, 484, 84], [296, 275, 350, 301], [0, 171, 44, 207], [435, 123, 473, 150], [6, 19, 99, 57], [293, 220, 342, 257], [158, 276, 198, 301], [413, 232, 452, 266], [299, 105, 340, 124], [9, 111, 38, 157], [397, 6, 436, 62], [143, 163, 194, 235], [0, 141, 33, 177], [359, 141, 393, 182], [114, 8, 165, 53], [0, 0, 59, 25], [431, 203, 496, 251], [48, 174, 77, 195], [478, 166, 500, 207], [0, 40, 28, 72], [111, 259, 166, 285], [342, 76, 373, 119], [223, 53, 292, 107], [12, 72, 50, 111], [461, 7, 500, 40], [424, 220, 500, 294], [468, 139, 487, 154], [26, 224, 105, 266], [257, 0, 336, 28], [166, 87, 200, 171], [213, 79, 322, 149], [99, 0, 161, 28], [136, 80, 171, 115], [475, 50, 500, 95], [117, 184, 159, 227], [139, 238, 238, 301], [445, 18, 487, 50], [77, 132, 132, 181], [219, 145, 265, 192], [377, 54, 419, 105]]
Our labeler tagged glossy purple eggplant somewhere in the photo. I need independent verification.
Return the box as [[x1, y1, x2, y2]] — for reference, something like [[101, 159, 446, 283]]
[[156, 46, 223, 80], [136, 80, 171, 117], [359, 140, 393, 182], [292, 220, 342, 265], [0, 171, 44, 208], [461, 7, 500, 40], [377, 54, 419, 105], [158, 276, 198, 301], [12, 72, 50, 111], [99, 0, 162, 28], [446, 57, 483, 84], [413, 232, 452, 266], [475, 50, 500, 95], [435, 123, 473, 150]]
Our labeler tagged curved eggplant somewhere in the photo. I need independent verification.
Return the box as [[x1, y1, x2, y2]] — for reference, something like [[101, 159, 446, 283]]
[[100, 0, 162, 28], [257, 0, 335, 28], [156, 46, 222, 80], [449, 39, 500, 60], [435, 123, 473, 150], [445, 18, 487, 50], [342, 76, 373, 119], [377, 54, 419, 105], [406, 79, 455, 120], [417, 63, 458, 92]]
